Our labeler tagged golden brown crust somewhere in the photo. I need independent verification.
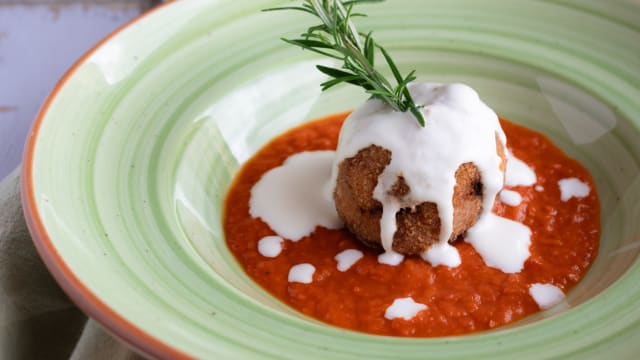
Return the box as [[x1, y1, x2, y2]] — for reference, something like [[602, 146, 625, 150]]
[[334, 145, 388, 247], [334, 139, 504, 255]]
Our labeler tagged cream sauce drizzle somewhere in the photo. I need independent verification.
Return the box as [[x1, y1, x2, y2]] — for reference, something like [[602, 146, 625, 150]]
[[328, 83, 507, 265]]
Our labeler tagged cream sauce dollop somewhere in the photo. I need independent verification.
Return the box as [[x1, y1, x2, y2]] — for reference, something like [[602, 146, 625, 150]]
[[465, 213, 531, 273], [257, 235, 284, 258], [384, 297, 427, 320], [505, 150, 537, 187], [288, 263, 315, 284], [500, 189, 523, 206], [529, 283, 565, 309], [421, 243, 461, 268], [377, 251, 404, 266], [558, 177, 590, 201], [250, 151, 342, 241], [335, 249, 364, 272]]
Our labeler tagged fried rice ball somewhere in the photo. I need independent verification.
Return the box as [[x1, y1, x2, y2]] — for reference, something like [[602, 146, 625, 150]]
[[334, 137, 505, 255]]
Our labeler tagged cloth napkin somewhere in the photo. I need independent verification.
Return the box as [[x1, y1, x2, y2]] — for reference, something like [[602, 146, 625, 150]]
[[0, 167, 144, 360]]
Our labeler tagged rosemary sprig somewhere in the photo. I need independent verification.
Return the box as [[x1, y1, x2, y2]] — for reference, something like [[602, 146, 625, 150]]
[[264, 0, 425, 126]]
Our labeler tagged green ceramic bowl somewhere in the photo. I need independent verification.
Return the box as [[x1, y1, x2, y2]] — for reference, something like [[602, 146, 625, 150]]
[[22, 0, 640, 358]]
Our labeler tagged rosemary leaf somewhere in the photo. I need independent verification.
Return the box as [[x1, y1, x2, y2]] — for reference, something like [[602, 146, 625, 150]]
[[266, 0, 425, 126]]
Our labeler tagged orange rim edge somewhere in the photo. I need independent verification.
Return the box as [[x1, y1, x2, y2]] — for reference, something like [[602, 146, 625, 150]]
[[21, 1, 193, 359]]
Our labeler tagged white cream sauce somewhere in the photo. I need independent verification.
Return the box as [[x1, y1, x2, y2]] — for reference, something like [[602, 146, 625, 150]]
[[257, 235, 284, 258], [377, 251, 404, 266], [384, 297, 427, 320], [466, 213, 531, 273], [500, 189, 522, 206], [558, 177, 590, 201], [335, 249, 364, 272], [250, 82, 537, 274], [327, 83, 507, 265], [529, 283, 565, 309], [421, 242, 461, 268], [288, 263, 315, 284], [250, 151, 342, 241], [505, 150, 537, 187]]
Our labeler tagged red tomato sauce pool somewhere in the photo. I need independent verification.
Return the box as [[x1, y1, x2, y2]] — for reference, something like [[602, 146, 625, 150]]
[[223, 112, 600, 337]]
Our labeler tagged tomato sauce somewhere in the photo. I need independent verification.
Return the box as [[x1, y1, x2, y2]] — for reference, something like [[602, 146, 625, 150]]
[[223, 112, 600, 337]]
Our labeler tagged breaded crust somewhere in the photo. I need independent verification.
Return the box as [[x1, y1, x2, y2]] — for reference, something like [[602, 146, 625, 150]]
[[334, 136, 505, 255]]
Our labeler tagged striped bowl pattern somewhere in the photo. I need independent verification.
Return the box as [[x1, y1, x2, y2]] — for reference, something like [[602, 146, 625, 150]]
[[23, 0, 640, 358]]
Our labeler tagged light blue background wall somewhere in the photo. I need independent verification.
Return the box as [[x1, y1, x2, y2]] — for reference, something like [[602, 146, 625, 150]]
[[0, 1, 152, 180]]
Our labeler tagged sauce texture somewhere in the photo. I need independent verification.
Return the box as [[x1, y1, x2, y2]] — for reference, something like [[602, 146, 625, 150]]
[[223, 112, 600, 337]]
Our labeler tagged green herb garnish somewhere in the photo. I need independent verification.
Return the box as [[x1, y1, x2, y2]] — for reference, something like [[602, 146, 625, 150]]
[[264, 0, 425, 126]]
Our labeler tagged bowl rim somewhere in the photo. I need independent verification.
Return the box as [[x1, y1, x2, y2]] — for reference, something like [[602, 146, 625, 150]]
[[20, 1, 192, 359]]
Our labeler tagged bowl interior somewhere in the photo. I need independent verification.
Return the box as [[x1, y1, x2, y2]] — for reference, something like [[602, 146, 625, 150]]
[[29, 0, 640, 358]]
